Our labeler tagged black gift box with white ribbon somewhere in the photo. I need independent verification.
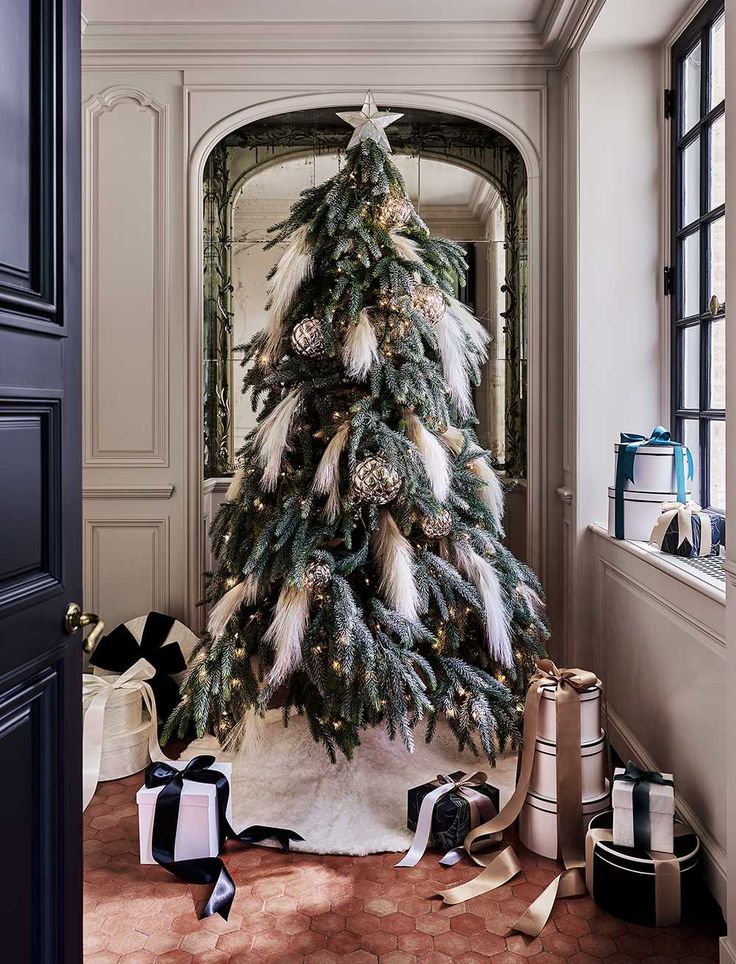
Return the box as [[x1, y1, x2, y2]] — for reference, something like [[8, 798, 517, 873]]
[[407, 770, 500, 852]]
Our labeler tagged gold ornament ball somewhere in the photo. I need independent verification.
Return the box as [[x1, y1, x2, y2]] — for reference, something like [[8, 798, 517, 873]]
[[352, 455, 402, 505], [420, 510, 453, 539], [291, 317, 326, 357], [304, 560, 332, 591], [412, 285, 446, 325], [377, 193, 413, 230]]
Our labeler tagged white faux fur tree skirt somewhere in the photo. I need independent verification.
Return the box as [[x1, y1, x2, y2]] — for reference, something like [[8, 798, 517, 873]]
[[181, 713, 518, 856]]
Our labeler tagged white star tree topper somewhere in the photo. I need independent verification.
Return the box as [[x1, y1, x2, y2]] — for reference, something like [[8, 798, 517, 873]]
[[337, 92, 403, 153]]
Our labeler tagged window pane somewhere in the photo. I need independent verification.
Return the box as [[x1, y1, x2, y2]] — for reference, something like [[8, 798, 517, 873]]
[[681, 137, 700, 225], [709, 114, 725, 210], [709, 420, 726, 511], [680, 419, 700, 504], [710, 319, 725, 409], [708, 215, 726, 309], [681, 231, 700, 317], [709, 13, 725, 108], [679, 324, 700, 409], [681, 41, 702, 134]]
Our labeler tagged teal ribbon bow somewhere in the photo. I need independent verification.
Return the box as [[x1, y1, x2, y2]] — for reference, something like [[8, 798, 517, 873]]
[[614, 427, 694, 540]]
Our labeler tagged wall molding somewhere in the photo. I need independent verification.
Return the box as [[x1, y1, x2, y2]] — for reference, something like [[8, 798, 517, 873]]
[[607, 705, 727, 909], [83, 484, 174, 500], [82, 85, 170, 468]]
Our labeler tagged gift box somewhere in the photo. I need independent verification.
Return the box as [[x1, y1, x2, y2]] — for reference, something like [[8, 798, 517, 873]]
[[519, 785, 610, 861], [586, 810, 699, 927], [529, 733, 607, 802], [407, 770, 499, 852], [608, 487, 692, 541], [650, 502, 725, 558], [612, 761, 675, 853], [137, 760, 233, 863]]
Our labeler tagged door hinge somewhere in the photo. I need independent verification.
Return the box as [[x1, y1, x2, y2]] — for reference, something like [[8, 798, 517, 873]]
[[664, 88, 675, 119], [664, 266, 675, 296]]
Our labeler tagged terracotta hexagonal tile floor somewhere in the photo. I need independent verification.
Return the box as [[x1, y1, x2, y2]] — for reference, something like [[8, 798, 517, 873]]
[[84, 771, 724, 962]]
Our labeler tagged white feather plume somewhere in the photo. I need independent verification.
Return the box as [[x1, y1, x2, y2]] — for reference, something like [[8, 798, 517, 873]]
[[312, 421, 350, 521], [372, 510, 420, 622], [453, 540, 512, 666], [254, 389, 301, 490], [442, 425, 504, 527], [404, 410, 450, 502], [434, 307, 473, 418], [264, 225, 312, 359], [391, 230, 422, 263], [448, 296, 490, 359], [265, 584, 311, 686], [226, 467, 244, 502], [222, 706, 266, 758], [342, 309, 379, 380], [207, 574, 260, 641]]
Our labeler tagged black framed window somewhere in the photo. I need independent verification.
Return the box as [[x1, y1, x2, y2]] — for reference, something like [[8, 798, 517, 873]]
[[671, 0, 726, 513]]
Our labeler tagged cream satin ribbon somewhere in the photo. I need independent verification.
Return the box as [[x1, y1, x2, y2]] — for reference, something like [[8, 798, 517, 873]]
[[395, 772, 497, 868], [650, 501, 712, 557], [437, 659, 602, 937], [586, 824, 690, 926], [82, 658, 168, 811]]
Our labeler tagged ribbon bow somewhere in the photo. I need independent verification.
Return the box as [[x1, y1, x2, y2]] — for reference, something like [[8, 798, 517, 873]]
[[395, 771, 497, 869], [650, 501, 713, 557], [615, 760, 671, 789], [614, 760, 674, 852], [90, 612, 188, 720], [82, 657, 166, 811], [614, 427, 693, 540], [530, 658, 599, 694], [145, 755, 304, 919]]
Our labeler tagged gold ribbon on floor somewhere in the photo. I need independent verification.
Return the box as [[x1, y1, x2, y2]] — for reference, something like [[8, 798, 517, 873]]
[[438, 659, 602, 937], [586, 824, 690, 926]]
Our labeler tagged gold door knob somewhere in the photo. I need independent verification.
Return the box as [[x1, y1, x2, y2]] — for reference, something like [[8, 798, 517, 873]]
[[64, 603, 105, 653]]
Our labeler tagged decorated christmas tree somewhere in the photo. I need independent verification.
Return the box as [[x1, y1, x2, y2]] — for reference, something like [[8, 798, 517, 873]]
[[166, 94, 548, 761]]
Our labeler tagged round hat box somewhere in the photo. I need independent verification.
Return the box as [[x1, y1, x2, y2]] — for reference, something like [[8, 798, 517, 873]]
[[93, 614, 199, 688], [519, 784, 610, 860], [83, 685, 143, 738], [537, 684, 601, 744], [97, 714, 152, 782], [529, 733, 607, 802], [587, 810, 699, 927], [613, 442, 689, 493], [607, 487, 692, 542]]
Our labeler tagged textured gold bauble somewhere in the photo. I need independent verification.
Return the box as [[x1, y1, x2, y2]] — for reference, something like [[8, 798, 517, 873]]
[[420, 510, 453, 539], [377, 193, 413, 230], [304, 560, 332, 591], [412, 285, 446, 325], [290, 317, 326, 357], [352, 455, 402, 505]]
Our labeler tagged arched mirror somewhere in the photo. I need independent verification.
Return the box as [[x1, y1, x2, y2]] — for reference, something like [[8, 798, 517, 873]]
[[202, 107, 528, 558]]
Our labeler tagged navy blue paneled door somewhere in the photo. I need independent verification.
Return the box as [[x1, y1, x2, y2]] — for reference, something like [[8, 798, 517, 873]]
[[0, 0, 83, 960]]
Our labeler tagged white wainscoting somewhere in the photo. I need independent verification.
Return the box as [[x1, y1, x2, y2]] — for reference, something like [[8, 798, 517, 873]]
[[589, 525, 726, 909]]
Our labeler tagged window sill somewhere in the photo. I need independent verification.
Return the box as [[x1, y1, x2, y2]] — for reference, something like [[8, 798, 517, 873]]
[[588, 523, 726, 606]]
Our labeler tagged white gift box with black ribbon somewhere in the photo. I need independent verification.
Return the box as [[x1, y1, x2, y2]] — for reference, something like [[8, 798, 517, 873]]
[[612, 762, 675, 854], [136, 760, 233, 864]]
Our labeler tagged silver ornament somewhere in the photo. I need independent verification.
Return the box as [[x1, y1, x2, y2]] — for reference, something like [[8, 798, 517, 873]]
[[352, 455, 402, 505], [377, 193, 413, 230], [420, 510, 453, 539], [412, 285, 446, 325], [304, 561, 331, 591], [291, 317, 326, 357]]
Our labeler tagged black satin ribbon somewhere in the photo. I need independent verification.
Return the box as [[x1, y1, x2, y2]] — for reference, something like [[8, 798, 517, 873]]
[[145, 755, 304, 919], [91, 611, 187, 719], [615, 761, 673, 851]]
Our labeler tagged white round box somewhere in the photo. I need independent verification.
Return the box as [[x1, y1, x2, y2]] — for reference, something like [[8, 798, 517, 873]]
[[528, 733, 607, 801], [607, 487, 691, 541], [98, 715, 151, 782], [518, 784, 610, 860], [613, 442, 689, 493], [537, 684, 601, 745]]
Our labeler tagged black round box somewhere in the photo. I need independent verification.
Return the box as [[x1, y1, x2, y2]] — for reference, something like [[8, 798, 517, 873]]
[[587, 810, 699, 927]]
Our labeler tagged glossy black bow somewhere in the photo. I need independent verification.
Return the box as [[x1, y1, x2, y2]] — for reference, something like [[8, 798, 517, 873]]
[[145, 755, 304, 919], [90, 611, 187, 719], [615, 761, 672, 789], [615, 761, 673, 852]]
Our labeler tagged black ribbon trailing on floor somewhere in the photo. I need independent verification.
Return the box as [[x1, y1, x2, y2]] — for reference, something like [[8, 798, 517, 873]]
[[145, 755, 304, 919], [614, 760, 673, 851], [91, 611, 187, 719]]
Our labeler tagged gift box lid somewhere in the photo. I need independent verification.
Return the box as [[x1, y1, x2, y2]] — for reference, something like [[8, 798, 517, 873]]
[[102, 715, 152, 752], [588, 811, 698, 869], [136, 761, 232, 810], [608, 486, 692, 503], [612, 766, 675, 815]]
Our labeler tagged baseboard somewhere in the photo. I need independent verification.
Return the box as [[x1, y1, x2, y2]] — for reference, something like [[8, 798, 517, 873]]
[[720, 936, 736, 964], [607, 706, 726, 912]]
